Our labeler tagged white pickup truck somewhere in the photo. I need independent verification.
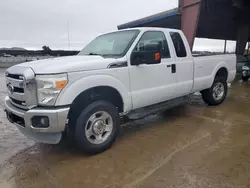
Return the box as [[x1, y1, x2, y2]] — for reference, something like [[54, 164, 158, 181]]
[[4, 28, 236, 154]]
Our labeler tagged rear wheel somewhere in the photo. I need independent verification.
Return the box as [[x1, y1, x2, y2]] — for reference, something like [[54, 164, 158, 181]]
[[242, 76, 249, 81], [201, 77, 228, 106], [74, 100, 120, 154]]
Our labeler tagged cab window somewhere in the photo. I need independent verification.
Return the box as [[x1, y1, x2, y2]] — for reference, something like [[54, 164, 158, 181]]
[[133, 31, 171, 59], [170, 32, 187, 58]]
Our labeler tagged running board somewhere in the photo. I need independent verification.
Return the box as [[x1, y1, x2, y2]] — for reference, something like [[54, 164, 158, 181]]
[[124, 96, 189, 121]]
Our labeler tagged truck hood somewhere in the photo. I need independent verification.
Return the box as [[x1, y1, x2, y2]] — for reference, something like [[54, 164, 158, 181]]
[[17, 55, 119, 74]]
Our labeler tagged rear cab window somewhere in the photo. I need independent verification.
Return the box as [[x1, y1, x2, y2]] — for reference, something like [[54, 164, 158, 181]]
[[170, 32, 187, 58]]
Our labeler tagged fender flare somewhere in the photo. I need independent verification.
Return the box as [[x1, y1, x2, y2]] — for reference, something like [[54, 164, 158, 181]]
[[56, 75, 132, 112], [209, 61, 229, 86]]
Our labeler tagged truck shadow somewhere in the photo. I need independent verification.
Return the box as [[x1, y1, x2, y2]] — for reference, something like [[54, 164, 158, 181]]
[[119, 104, 191, 139]]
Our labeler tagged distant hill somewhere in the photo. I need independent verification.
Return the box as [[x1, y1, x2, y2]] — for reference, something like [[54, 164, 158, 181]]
[[0, 47, 27, 51], [0, 48, 79, 57]]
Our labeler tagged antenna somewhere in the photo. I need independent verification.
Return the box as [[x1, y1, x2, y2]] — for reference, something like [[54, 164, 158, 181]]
[[68, 20, 71, 50]]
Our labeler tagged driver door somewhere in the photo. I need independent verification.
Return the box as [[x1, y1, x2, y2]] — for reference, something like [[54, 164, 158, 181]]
[[128, 30, 177, 110]]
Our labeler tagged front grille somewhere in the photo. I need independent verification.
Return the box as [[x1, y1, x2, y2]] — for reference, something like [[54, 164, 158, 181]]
[[10, 97, 25, 106], [6, 73, 23, 80], [6, 67, 36, 109], [6, 74, 27, 109], [14, 87, 24, 93]]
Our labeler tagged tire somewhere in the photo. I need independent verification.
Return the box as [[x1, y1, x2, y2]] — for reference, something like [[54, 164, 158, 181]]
[[201, 77, 228, 106], [242, 76, 249, 81], [74, 100, 120, 154]]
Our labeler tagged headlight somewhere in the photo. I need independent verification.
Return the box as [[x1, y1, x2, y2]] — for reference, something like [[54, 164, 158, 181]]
[[36, 73, 68, 106], [242, 66, 250, 71]]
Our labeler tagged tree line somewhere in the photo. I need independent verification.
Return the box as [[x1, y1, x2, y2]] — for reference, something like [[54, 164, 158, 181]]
[[0, 46, 79, 57]]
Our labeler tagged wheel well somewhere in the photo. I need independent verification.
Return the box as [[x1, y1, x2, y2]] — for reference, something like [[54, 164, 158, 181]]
[[215, 67, 228, 80], [67, 86, 123, 132]]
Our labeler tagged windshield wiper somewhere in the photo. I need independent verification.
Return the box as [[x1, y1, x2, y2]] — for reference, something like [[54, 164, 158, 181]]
[[87, 52, 103, 56]]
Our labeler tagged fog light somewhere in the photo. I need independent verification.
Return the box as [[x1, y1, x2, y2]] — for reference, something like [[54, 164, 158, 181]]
[[31, 116, 49, 128]]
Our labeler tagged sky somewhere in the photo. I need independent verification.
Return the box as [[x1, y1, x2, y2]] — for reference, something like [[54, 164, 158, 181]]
[[0, 0, 236, 52]]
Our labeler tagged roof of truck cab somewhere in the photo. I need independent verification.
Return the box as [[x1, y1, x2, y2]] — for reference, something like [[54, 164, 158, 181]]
[[118, 27, 182, 33], [95, 28, 183, 38]]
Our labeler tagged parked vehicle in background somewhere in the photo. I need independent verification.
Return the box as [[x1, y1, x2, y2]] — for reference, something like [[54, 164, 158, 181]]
[[240, 54, 250, 81], [4, 27, 236, 154]]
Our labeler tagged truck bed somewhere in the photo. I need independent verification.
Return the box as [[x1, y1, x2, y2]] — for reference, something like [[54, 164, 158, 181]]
[[192, 54, 236, 92]]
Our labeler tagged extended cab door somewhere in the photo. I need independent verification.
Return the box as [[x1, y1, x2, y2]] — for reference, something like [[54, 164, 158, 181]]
[[128, 30, 179, 110], [168, 31, 194, 96]]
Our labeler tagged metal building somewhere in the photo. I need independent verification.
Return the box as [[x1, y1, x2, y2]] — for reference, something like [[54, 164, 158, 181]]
[[118, 0, 250, 55]]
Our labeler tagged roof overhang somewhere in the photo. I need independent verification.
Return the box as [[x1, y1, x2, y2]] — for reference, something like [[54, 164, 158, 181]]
[[117, 8, 181, 30], [118, 0, 250, 41]]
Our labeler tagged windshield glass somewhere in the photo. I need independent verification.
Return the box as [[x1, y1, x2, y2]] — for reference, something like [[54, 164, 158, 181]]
[[78, 30, 139, 57]]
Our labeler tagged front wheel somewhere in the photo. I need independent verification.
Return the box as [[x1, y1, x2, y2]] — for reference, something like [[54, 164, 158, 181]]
[[74, 100, 120, 154], [201, 77, 228, 106]]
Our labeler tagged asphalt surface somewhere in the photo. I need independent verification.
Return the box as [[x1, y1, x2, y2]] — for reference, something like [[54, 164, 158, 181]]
[[1, 70, 250, 188]]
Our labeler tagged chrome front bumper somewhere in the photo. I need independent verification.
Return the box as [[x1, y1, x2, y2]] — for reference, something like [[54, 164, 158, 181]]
[[4, 96, 69, 144]]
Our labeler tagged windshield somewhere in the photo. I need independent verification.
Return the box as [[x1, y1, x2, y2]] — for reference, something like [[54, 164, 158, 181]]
[[78, 30, 139, 57]]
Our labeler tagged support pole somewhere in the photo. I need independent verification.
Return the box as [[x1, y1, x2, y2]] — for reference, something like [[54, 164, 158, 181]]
[[236, 26, 248, 55], [179, 0, 201, 51]]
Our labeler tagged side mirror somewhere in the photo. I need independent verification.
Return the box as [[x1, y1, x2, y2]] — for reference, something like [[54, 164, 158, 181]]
[[131, 43, 161, 66]]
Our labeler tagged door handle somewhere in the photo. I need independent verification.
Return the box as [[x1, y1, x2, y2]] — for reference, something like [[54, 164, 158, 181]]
[[172, 64, 176, 73], [166, 64, 176, 73]]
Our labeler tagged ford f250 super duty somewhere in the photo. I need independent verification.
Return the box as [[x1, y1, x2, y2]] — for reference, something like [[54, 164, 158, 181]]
[[4, 28, 236, 154]]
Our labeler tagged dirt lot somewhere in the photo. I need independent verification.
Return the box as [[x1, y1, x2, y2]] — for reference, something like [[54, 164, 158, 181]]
[[1, 70, 250, 188]]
